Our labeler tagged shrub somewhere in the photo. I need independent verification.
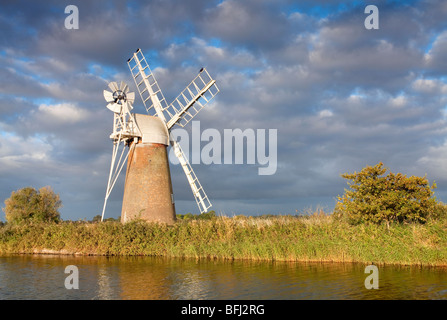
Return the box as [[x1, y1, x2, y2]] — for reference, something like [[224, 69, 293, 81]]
[[3, 186, 62, 224], [198, 210, 216, 220], [334, 163, 443, 225], [177, 210, 216, 220], [91, 215, 102, 222]]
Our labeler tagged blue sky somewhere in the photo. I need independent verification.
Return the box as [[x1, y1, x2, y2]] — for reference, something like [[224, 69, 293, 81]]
[[1, 0, 447, 221]]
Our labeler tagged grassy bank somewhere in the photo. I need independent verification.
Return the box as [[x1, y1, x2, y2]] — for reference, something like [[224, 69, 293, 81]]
[[1, 212, 446, 266]]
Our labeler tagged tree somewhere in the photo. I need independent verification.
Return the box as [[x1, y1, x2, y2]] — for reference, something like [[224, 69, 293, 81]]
[[334, 163, 444, 225], [3, 186, 62, 224], [91, 215, 120, 222]]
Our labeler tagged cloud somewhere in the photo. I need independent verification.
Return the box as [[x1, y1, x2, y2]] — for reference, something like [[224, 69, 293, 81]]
[[0, 133, 52, 169], [36, 103, 89, 124], [424, 30, 447, 75], [201, 0, 293, 50], [1, 0, 447, 221]]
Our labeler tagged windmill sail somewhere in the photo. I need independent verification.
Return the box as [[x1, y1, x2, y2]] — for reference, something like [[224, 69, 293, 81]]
[[165, 68, 219, 129], [128, 49, 219, 129], [128, 49, 169, 122], [171, 140, 212, 213]]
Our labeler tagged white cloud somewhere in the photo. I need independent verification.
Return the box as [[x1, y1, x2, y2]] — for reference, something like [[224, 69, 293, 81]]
[[0, 133, 52, 172], [424, 30, 447, 74], [318, 109, 333, 118], [412, 78, 447, 94], [389, 95, 407, 108], [417, 141, 447, 181], [37, 103, 89, 124]]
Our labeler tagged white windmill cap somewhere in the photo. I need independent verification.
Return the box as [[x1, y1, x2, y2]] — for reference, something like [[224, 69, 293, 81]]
[[133, 113, 169, 145]]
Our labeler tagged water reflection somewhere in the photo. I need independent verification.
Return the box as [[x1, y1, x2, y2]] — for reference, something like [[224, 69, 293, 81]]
[[0, 255, 445, 300]]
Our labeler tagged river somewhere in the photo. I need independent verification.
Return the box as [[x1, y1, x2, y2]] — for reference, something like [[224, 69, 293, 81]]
[[0, 254, 446, 300]]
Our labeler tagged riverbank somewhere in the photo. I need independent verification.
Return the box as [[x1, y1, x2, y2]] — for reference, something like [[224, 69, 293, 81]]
[[1, 212, 446, 266]]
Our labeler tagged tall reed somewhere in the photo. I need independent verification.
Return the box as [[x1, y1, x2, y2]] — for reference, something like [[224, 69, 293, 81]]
[[0, 212, 446, 266]]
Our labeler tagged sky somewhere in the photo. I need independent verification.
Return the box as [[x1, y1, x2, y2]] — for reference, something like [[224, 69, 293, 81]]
[[1, 0, 447, 221]]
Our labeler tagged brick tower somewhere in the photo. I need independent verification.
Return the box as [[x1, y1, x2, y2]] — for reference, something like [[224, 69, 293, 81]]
[[121, 114, 176, 224]]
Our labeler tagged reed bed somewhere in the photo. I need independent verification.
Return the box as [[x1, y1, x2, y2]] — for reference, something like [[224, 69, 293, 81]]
[[0, 211, 446, 266]]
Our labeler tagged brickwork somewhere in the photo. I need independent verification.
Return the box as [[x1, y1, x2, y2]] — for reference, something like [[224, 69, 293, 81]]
[[121, 141, 176, 224]]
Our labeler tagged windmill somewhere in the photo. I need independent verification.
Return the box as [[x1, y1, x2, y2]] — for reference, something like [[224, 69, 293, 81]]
[[101, 48, 219, 224]]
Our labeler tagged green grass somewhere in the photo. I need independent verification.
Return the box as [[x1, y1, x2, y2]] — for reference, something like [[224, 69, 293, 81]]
[[1, 211, 446, 266]]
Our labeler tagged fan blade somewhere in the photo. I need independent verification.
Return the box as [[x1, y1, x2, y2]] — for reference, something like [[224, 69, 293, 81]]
[[123, 84, 129, 93], [103, 90, 114, 103], [122, 101, 133, 114], [126, 91, 135, 104], [122, 84, 129, 94], [119, 81, 126, 91], [108, 81, 119, 92], [127, 100, 133, 111], [106, 102, 121, 113]]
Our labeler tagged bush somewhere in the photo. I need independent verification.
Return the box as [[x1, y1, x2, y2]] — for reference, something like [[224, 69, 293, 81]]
[[3, 186, 62, 224], [334, 163, 444, 225], [177, 210, 216, 220]]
